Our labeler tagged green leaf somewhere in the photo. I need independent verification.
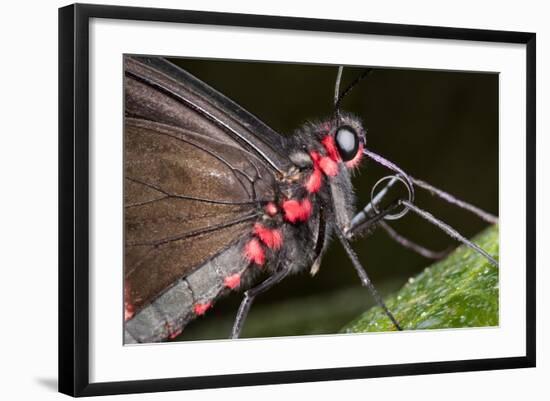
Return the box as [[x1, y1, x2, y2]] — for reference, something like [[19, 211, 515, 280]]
[[342, 225, 499, 333]]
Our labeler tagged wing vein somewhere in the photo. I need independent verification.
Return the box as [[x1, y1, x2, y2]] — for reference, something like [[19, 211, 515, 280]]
[[125, 176, 262, 207], [126, 69, 286, 173], [138, 125, 259, 197], [126, 212, 259, 247]]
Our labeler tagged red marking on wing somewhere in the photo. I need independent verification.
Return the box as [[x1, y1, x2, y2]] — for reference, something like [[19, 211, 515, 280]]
[[244, 238, 265, 266], [282, 198, 313, 223], [254, 223, 283, 249], [265, 202, 278, 216], [193, 302, 212, 316], [321, 135, 340, 161], [345, 143, 364, 169], [319, 156, 339, 176], [223, 273, 241, 290]]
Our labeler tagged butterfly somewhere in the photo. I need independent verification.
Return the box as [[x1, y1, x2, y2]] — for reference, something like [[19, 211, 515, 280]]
[[123, 56, 498, 343]]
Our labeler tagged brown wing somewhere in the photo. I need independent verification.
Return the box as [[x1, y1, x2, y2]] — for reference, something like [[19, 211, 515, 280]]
[[125, 118, 277, 313], [125, 56, 292, 174]]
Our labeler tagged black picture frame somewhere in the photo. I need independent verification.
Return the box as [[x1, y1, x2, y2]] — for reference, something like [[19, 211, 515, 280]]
[[58, 3, 536, 397]]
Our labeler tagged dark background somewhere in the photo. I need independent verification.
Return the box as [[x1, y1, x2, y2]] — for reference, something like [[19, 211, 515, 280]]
[[165, 57, 498, 340]]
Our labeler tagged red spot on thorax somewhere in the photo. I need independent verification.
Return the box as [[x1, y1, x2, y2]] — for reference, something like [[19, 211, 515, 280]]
[[319, 156, 339, 176], [282, 198, 312, 223], [254, 223, 283, 249], [346, 143, 364, 169], [223, 273, 241, 290], [321, 135, 340, 162], [282, 199, 302, 222], [305, 167, 322, 193], [265, 202, 278, 216], [244, 238, 265, 266], [193, 302, 212, 316], [310, 150, 321, 164], [301, 198, 312, 218]]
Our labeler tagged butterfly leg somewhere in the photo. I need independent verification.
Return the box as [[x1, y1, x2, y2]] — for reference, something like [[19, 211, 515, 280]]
[[379, 221, 449, 260], [339, 198, 447, 331], [231, 265, 292, 339], [334, 226, 402, 331]]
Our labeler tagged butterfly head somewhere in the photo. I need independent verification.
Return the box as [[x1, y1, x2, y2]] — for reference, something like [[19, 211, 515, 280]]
[[318, 114, 366, 171]]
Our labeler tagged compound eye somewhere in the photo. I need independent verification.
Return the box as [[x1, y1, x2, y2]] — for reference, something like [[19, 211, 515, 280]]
[[334, 126, 360, 162]]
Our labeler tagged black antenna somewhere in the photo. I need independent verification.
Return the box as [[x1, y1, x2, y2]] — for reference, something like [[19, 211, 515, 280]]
[[334, 66, 344, 107], [334, 68, 374, 113]]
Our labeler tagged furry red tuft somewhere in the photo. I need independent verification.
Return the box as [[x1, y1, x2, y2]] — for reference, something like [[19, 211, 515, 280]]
[[309, 150, 321, 164], [193, 302, 212, 316], [282, 198, 312, 223], [223, 273, 241, 289], [282, 199, 303, 223], [244, 238, 265, 265], [300, 198, 313, 219], [305, 167, 323, 193], [319, 156, 339, 176], [321, 135, 340, 161], [264, 202, 278, 216], [254, 223, 283, 249]]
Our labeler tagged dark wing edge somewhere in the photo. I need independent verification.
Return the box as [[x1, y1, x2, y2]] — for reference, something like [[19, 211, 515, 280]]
[[125, 55, 293, 174]]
